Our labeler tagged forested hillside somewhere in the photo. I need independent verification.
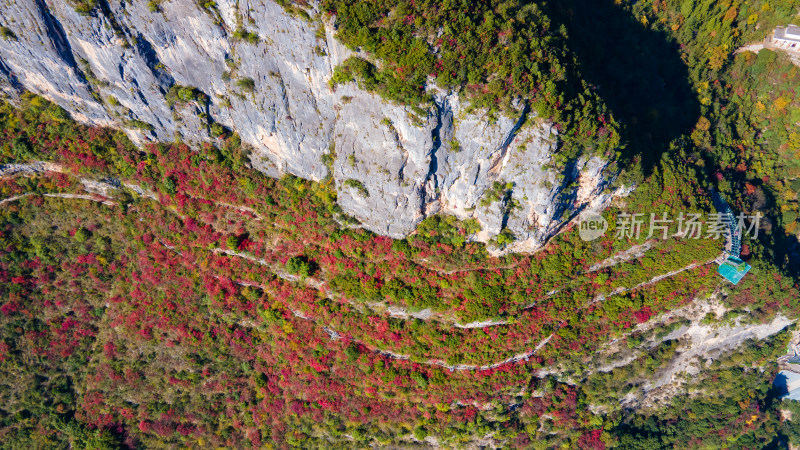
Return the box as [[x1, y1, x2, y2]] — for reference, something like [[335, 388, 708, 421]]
[[2, 0, 800, 447], [604, 0, 800, 275], [1, 92, 799, 447]]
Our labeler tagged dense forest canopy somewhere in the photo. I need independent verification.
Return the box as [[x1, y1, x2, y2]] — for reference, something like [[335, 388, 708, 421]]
[[1, 0, 800, 447], [0, 88, 798, 447], [611, 0, 800, 273]]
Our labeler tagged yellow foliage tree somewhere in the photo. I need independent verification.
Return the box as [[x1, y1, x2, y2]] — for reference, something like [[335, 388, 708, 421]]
[[707, 45, 729, 70], [773, 96, 790, 112]]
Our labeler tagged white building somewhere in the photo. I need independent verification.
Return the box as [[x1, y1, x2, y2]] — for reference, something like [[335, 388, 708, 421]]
[[773, 24, 800, 51], [776, 370, 800, 401]]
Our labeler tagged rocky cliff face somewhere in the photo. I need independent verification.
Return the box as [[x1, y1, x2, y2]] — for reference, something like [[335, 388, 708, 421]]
[[0, 0, 618, 252]]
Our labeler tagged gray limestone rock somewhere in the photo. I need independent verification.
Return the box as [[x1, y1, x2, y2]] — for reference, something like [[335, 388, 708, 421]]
[[0, 0, 620, 252]]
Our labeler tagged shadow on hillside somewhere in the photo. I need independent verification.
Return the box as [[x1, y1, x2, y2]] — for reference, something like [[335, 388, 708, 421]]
[[548, 0, 700, 175]]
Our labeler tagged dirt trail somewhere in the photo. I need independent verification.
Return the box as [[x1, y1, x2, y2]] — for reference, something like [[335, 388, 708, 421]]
[[1, 191, 115, 206], [3, 161, 753, 374], [3, 161, 719, 330], [0, 193, 33, 205], [2, 163, 720, 338], [212, 248, 325, 289], [589, 258, 717, 305], [364, 333, 554, 372], [156, 240, 555, 371], [364, 300, 508, 328], [214, 264, 553, 371], [585, 240, 655, 273], [43, 193, 115, 206], [0, 161, 65, 177]]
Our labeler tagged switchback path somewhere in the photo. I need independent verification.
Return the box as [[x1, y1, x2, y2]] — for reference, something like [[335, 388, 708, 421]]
[[588, 258, 718, 305], [1, 191, 115, 206], [1, 163, 726, 371]]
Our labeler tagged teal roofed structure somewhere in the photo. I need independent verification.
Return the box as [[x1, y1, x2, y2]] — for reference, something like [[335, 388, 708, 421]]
[[711, 190, 752, 285], [718, 256, 751, 285]]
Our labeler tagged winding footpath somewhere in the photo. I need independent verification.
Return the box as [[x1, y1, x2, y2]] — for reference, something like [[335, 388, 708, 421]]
[[1, 161, 725, 372]]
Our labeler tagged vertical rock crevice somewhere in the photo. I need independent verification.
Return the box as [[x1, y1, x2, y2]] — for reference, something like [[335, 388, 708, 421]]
[[420, 95, 453, 217], [0, 0, 618, 254], [33, 0, 78, 69], [0, 57, 22, 93], [133, 33, 175, 89], [488, 103, 528, 177]]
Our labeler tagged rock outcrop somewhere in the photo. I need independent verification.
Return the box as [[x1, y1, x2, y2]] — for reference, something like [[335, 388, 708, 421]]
[[0, 0, 619, 252]]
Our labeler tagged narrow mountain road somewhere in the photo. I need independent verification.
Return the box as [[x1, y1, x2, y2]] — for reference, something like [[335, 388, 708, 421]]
[[0, 162, 728, 372], [589, 258, 718, 305]]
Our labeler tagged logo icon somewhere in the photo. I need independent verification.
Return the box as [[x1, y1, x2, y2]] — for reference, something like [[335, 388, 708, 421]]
[[579, 213, 608, 241]]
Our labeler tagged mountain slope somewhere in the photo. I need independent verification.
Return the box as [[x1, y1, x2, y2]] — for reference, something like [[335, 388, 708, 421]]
[[0, 0, 620, 252]]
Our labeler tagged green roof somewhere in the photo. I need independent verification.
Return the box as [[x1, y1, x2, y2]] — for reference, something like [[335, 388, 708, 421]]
[[717, 257, 751, 285]]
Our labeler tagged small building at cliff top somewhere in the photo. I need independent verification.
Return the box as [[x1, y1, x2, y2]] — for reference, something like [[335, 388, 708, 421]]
[[775, 370, 800, 401], [773, 25, 800, 50]]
